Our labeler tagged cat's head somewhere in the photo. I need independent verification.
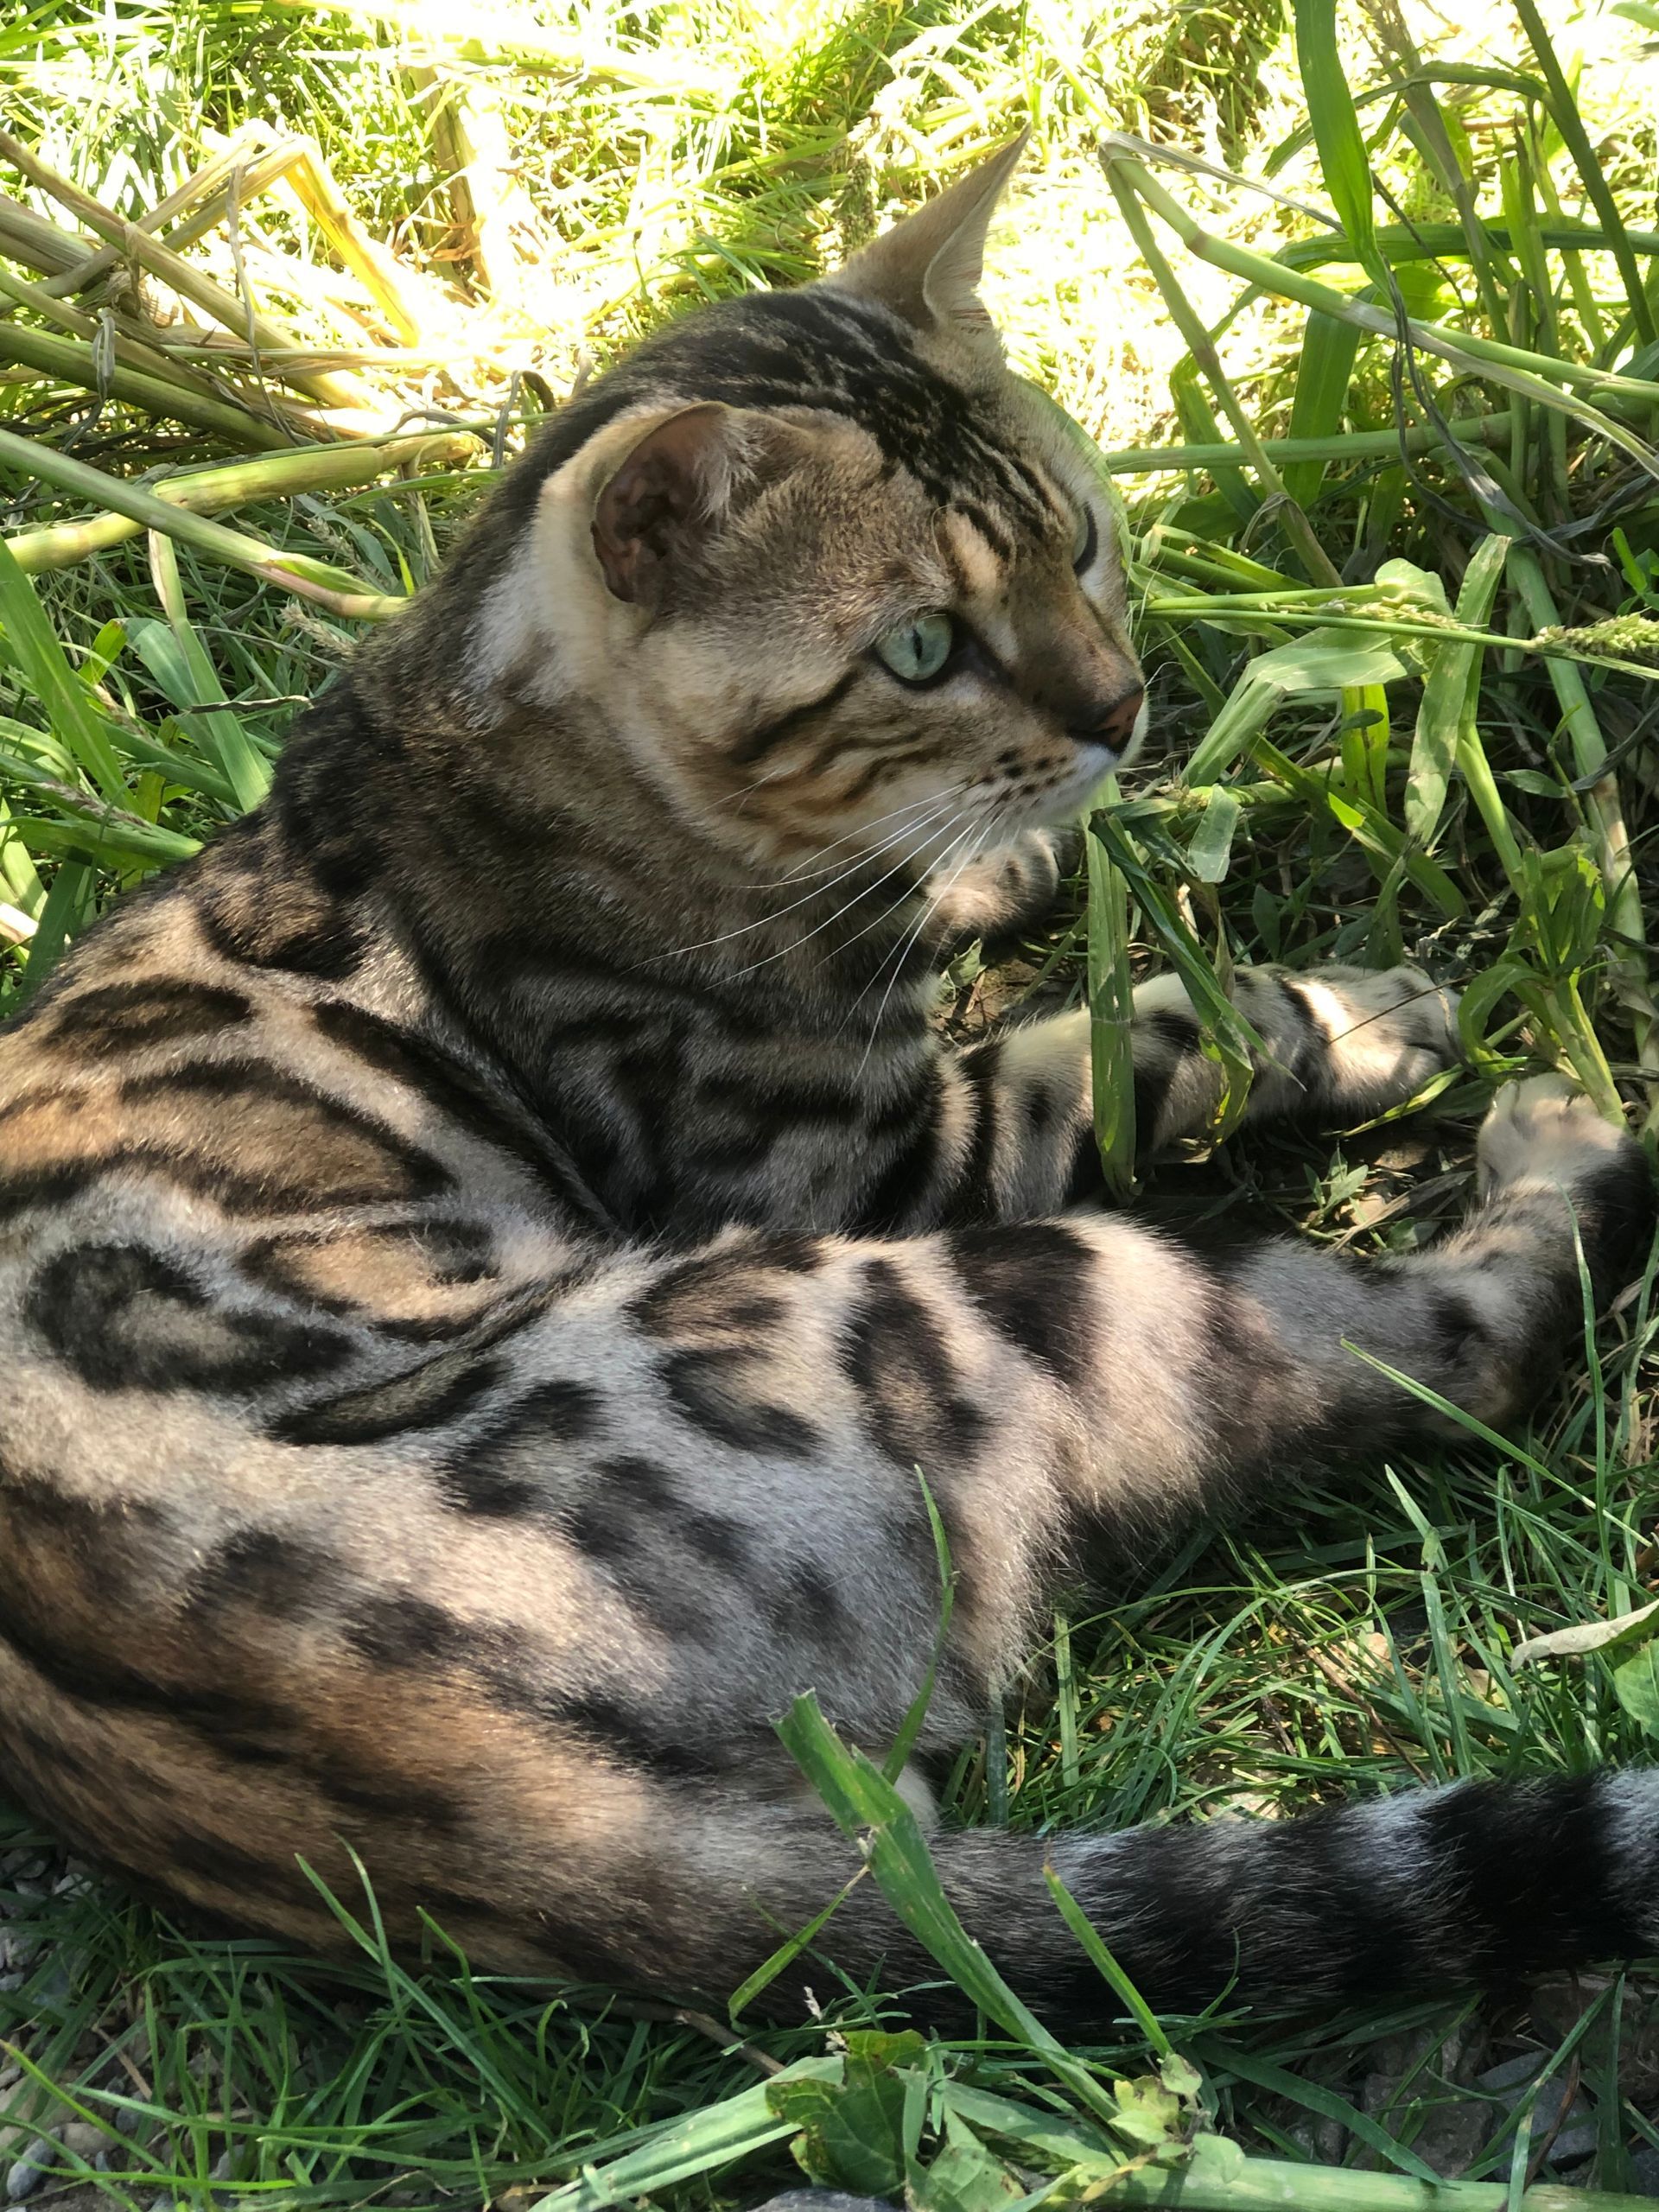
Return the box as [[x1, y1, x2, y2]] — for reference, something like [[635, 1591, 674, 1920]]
[[448, 136, 1143, 875]]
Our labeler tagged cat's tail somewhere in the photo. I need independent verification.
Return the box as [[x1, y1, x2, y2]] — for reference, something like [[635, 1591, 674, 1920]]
[[643, 1771, 1659, 2027]]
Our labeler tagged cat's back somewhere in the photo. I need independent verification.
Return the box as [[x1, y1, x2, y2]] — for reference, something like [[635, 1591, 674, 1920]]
[[0, 826, 613, 1474]]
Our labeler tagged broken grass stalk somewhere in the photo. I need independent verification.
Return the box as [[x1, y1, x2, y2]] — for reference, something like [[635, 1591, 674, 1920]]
[[5, 431, 480, 575], [0, 427, 404, 608]]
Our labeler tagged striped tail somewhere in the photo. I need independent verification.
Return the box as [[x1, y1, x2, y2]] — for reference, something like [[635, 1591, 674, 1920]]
[[660, 1772, 1659, 2026], [1010, 1771, 1659, 2024]]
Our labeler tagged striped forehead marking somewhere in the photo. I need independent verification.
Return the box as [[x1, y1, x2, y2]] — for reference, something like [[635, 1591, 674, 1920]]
[[628, 291, 1057, 548]]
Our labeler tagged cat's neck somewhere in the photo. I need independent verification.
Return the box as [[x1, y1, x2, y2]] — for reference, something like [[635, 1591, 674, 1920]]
[[274, 675, 941, 1067]]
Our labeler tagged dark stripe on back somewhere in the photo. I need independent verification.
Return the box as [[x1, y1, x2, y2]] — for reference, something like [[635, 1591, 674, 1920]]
[[948, 1221, 1096, 1389], [271, 1349, 505, 1446], [48, 979, 253, 1052], [840, 1255, 988, 1469], [555, 1693, 727, 1779], [436, 1377, 604, 1517], [197, 890, 367, 980], [119, 1058, 456, 1207], [25, 1243, 353, 1393], [659, 1346, 822, 1456], [308, 998, 591, 1202]]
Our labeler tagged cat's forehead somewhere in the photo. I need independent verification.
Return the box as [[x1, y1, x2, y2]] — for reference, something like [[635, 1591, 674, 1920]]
[[620, 289, 1064, 556]]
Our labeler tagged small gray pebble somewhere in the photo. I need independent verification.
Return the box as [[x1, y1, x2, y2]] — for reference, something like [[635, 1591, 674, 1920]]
[[751, 2196, 894, 2212], [6, 2141, 54, 2201], [1546, 2118, 1599, 2170], [1478, 2051, 1544, 2095], [1629, 2145, 1659, 2196]]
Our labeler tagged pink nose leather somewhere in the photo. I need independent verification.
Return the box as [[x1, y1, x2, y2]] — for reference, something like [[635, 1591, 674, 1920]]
[[1071, 684, 1144, 750]]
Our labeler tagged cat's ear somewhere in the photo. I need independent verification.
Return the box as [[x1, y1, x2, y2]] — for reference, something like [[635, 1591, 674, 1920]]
[[590, 403, 762, 605], [827, 130, 1028, 340]]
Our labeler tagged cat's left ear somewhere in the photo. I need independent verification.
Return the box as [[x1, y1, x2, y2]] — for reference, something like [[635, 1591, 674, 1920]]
[[590, 403, 797, 606], [826, 130, 1028, 340]]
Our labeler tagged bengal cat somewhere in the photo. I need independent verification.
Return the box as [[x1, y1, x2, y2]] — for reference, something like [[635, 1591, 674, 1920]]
[[1, 138, 1655, 2031]]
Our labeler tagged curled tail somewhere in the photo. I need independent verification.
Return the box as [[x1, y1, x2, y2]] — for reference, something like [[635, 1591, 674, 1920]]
[[648, 1772, 1659, 2026]]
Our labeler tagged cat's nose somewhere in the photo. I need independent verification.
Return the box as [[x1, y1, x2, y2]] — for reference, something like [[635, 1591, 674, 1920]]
[[1069, 683, 1145, 753]]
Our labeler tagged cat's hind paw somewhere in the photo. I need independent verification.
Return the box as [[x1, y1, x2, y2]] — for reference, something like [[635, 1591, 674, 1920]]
[[1478, 1075, 1633, 1196], [1476, 1074, 1656, 1299]]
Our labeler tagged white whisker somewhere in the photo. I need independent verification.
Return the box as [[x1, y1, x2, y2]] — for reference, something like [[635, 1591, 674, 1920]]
[[718, 809, 973, 984], [771, 784, 972, 885], [636, 794, 962, 969], [845, 821, 988, 1071]]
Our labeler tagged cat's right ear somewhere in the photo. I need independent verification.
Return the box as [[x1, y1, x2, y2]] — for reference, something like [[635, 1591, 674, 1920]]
[[826, 131, 1027, 342], [591, 403, 749, 606]]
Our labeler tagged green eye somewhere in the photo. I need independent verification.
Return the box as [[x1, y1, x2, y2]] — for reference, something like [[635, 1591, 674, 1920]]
[[874, 613, 955, 684], [1072, 505, 1097, 572]]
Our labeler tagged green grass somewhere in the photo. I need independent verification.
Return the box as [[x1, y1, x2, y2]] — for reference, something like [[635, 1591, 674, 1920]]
[[5, 0, 1659, 2203]]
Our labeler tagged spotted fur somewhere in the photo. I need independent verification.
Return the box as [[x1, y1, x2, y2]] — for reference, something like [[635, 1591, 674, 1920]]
[[2, 144, 1656, 2029]]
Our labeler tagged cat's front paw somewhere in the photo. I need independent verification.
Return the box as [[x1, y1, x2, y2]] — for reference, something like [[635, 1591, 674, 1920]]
[[1477, 1075, 1656, 1299], [923, 828, 1071, 951], [1249, 962, 1462, 1118]]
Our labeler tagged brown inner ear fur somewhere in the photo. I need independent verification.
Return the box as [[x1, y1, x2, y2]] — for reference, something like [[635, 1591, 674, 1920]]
[[590, 404, 734, 606]]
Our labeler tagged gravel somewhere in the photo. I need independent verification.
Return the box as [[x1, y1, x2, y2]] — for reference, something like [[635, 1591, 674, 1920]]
[[4, 2143, 54, 2202]]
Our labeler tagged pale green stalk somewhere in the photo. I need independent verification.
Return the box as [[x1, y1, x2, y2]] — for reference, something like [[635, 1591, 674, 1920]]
[[1275, 220, 1659, 271], [271, 0, 734, 93], [0, 127, 367, 413], [1100, 165, 1341, 585], [0, 427, 403, 612], [1406, 534, 1509, 846], [1087, 804, 1136, 1198], [0, 321, 287, 450], [41, 130, 300, 296], [1097, 148, 1659, 476], [1506, 546, 1656, 1091], [146, 533, 272, 814], [5, 432, 478, 575], [1510, 0, 1656, 346]]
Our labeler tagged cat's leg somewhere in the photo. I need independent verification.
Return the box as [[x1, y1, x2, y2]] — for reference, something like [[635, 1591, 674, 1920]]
[[899, 961, 1459, 1225], [11, 1085, 1648, 2025], [946, 1075, 1652, 1546], [582, 1077, 1656, 2024], [1129, 961, 1460, 1150]]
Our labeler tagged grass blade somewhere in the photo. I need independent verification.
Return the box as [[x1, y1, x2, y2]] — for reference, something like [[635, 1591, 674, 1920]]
[[1293, 0, 1387, 289], [0, 535, 129, 804], [1087, 812, 1137, 1196], [1406, 532, 1509, 846]]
